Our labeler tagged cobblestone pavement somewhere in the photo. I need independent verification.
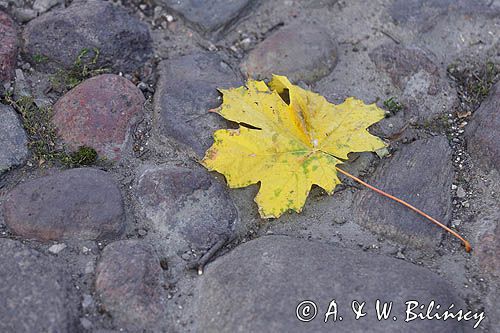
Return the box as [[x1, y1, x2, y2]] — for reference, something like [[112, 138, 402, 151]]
[[0, 0, 499, 332]]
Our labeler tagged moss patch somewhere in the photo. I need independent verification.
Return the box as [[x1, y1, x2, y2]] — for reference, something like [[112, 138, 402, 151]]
[[50, 48, 109, 92], [447, 60, 499, 112], [68, 146, 98, 166], [3, 94, 99, 168], [383, 96, 404, 115]]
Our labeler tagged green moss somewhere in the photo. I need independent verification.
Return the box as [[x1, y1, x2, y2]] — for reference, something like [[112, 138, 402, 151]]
[[33, 54, 49, 64], [6, 95, 58, 161], [420, 113, 450, 132], [50, 48, 109, 92], [68, 146, 98, 166], [3, 95, 98, 168], [383, 97, 403, 114], [447, 60, 499, 109]]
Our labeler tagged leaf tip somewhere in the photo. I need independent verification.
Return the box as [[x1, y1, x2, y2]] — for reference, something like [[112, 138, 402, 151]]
[[208, 107, 221, 114]]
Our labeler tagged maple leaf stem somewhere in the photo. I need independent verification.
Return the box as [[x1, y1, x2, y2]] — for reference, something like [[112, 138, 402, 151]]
[[335, 166, 471, 253]]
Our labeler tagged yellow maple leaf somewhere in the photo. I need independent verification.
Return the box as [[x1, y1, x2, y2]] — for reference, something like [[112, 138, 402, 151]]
[[201, 75, 386, 218]]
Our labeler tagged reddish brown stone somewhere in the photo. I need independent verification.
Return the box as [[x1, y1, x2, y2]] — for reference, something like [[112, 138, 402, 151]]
[[476, 223, 500, 278], [369, 43, 440, 95], [0, 11, 18, 83], [53, 74, 144, 160], [95, 240, 167, 331]]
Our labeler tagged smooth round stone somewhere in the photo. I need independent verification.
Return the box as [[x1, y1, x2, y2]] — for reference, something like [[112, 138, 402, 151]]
[[3, 168, 125, 242], [196, 236, 469, 332], [241, 23, 338, 84], [22, 0, 152, 73], [52, 74, 145, 160]]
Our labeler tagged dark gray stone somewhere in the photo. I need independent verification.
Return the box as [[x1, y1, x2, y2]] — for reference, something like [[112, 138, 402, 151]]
[[0, 238, 78, 332], [301, 0, 339, 8], [369, 43, 456, 138], [135, 165, 237, 253], [95, 240, 167, 331], [196, 236, 469, 332], [0, 103, 29, 174], [389, 0, 495, 30], [3, 168, 125, 242], [465, 82, 500, 171], [22, 0, 152, 73], [158, 0, 254, 33], [369, 43, 440, 94], [355, 136, 453, 248], [33, 0, 62, 14], [241, 23, 338, 84], [52, 74, 145, 160], [0, 11, 18, 84], [11, 8, 38, 24], [153, 52, 240, 156]]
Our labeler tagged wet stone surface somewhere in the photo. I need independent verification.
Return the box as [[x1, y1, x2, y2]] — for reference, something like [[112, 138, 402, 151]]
[[3, 168, 125, 242]]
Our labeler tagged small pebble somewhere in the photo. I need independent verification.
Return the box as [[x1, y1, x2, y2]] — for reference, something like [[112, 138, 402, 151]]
[[84, 260, 95, 274], [456, 186, 466, 198], [48, 243, 67, 254], [82, 294, 94, 309], [395, 251, 405, 259], [137, 82, 148, 91], [80, 318, 93, 330]]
